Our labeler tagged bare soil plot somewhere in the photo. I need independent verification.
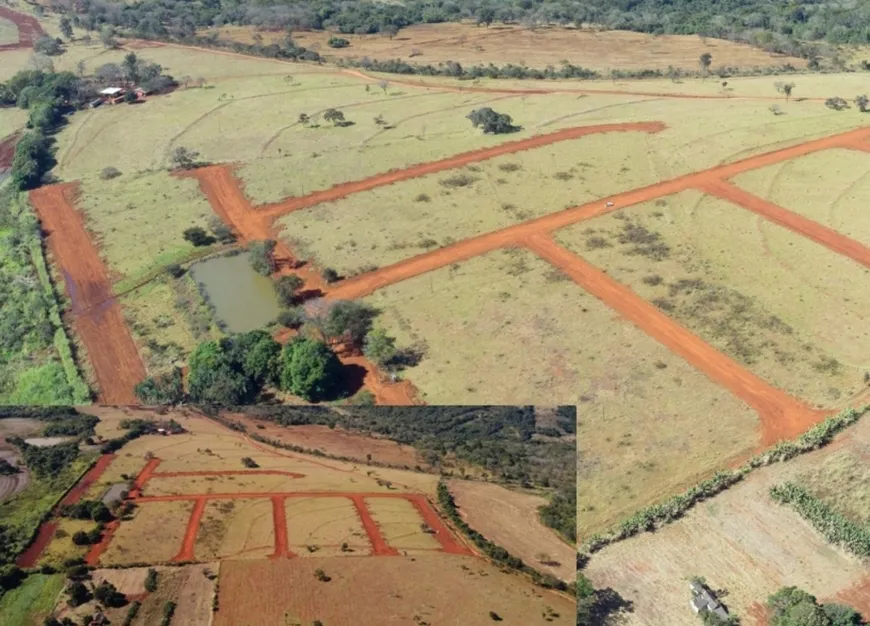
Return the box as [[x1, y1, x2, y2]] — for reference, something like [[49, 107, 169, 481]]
[[225, 412, 427, 468], [448, 480, 574, 581], [92, 567, 150, 595], [216, 555, 575, 626], [556, 189, 870, 410], [194, 498, 274, 560], [584, 416, 870, 625], [101, 500, 194, 565], [208, 22, 805, 72], [732, 148, 870, 247], [284, 496, 371, 556], [365, 497, 443, 553]]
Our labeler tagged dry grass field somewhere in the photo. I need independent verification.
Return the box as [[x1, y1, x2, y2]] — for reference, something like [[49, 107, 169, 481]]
[[36, 518, 90, 566], [366, 497, 443, 552], [556, 189, 870, 409], [207, 22, 806, 73], [0, 107, 26, 140], [101, 500, 195, 565], [584, 415, 870, 625], [194, 498, 274, 560], [448, 480, 574, 581], [284, 496, 372, 556], [215, 556, 575, 626]]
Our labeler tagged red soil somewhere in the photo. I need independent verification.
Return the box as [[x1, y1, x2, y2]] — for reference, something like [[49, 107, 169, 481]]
[[0, 131, 21, 170], [129, 457, 162, 497], [349, 494, 400, 557], [523, 232, 828, 444], [172, 496, 207, 562], [85, 518, 119, 566], [269, 495, 294, 558], [257, 122, 666, 217], [29, 183, 145, 404], [405, 494, 473, 555], [0, 5, 45, 51], [15, 521, 58, 568], [61, 453, 116, 506]]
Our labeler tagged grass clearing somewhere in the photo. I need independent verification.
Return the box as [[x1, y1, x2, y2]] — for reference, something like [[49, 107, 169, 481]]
[[101, 500, 194, 565], [36, 517, 92, 566], [207, 22, 807, 72], [585, 415, 870, 624], [0, 16, 18, 45], [732, 147, 870, 246], [284, 497, 371, 556], [798, 448, 870, 527], [366, 497, 442, 552], [556, 189, 870, 409], [0, 574, 64, 626], [194, 498, 273, 561], [0, 107, 27, 141]]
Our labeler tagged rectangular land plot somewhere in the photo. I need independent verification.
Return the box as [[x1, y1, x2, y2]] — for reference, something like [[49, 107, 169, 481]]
[[284, 496, 372, 556], [194, 498, 274, 561], [101, 500, 194, 565], [585, 416, 870, 625], [732, 148, 870, 246], [555, 189, 870, 409], [365, 498, 443, 553], [365, 249, 757, 534], [797, 446, 870, 526]]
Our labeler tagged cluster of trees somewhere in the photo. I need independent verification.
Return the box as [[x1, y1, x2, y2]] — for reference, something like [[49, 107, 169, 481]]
[[338, 57, 599, 80], [767, 586, 865, 626], [94, 52, 175, 94], [6, 439, 80, 479], [42, 414, 99, 439], [59, 499, 113, 523], [467, 107, 519, 134], [577, 569, 633, 626]]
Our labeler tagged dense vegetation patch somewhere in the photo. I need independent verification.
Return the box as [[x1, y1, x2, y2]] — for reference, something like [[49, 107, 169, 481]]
[[766, 586, 865, 626]]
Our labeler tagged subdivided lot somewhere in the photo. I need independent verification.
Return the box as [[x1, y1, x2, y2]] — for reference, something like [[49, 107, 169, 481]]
[[797, 444, 870, 526], [74, 172, 217, 287], [215, 556, 575, 626], [285, 496, 371, 556], [208, 22, 806, 72], [194, 498, 274, 560], [584, 415, 870, 625], [278, 98, 865, 276], [101, 500, 194, 565], [36, 518, 91, 567], [448, 479, 574, 582], [0, 574, 64, 626], [732, 148, 870, 246], [366, 497, 442, 553], [556, 189, 870, 409]]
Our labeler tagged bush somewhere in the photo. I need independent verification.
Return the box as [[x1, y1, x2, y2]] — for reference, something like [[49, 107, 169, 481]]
[[241, 456, 259, 468], [466, 107, 519, 134], [100, 166, 122, 180], [165, 263, 185, 278], [135, 368, 184, 404], [182, 227, 214, 247], [249, 240, 277, 275], [322, 268, 340, 283], [274, 275, 305, 307], [144, 568, 158, 592], [328, 36, 350, 48], [277, 308, 304, 329]]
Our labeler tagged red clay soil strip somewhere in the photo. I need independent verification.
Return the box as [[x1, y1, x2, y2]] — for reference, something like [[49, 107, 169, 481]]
[[16, 521, 58, 568], [85, 518, 120, 566], [172, 496, 208, 562], [257, 122, 666, 218], [349, 495, 400, 556], [524, 233, 829, 444], [329, 125, 870, 300], [698, 178, 870, 270], [61, 453, 116, 507], [0, 131, 21, 170], [269, 495, 294, 558], [129, 457, 162, 497], [30, 183, 146, 404], [406, 494, 473, 555], [0, 6, 45, 51]]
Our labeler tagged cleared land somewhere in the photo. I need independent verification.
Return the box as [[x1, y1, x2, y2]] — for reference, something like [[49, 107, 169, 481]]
[[555, 189, 870, 410], [584, 415, 870, 625], [194, 498, 274, 560], [216, 556, 575, 626], [366, 497, 443, 553], [449, 480, 574, 581], [208, 22, 806, 72], [284, 496, 371, 556], [101, 499, 195, 565]]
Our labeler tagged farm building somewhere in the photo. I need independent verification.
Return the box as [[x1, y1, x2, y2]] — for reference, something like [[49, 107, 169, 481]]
[[689, 580, 730, 619]]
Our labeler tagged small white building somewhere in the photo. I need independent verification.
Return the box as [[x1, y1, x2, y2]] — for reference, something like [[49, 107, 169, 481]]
[[99, 87, 124, 97]]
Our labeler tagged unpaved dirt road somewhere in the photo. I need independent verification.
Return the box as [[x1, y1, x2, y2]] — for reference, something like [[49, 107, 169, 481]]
[[448, 479, 574, 581], [0, 6, 44, 51], [30, 184, 145, 403]]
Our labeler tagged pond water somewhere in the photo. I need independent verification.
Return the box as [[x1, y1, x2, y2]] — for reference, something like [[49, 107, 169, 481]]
[[190, 254, 280, 333]]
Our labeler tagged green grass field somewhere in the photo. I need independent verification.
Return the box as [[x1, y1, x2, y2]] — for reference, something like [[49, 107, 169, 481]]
[[0, 17, 18, 46], [555, 189, 870, 409], [0, 574, 65, 626]]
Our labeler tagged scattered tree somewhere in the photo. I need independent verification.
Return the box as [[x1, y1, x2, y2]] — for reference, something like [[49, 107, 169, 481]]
[[241, 456, 259, 468], [321, 267, 340, 283], [378, 79, 389, 94], [249, 239, 278, 275], [274, 274, 305, 307], [699, 52, 713, 76], [99, 25, 118, 49], [34, 36, 63, 56], [208, 216, 236, 243], [59, 17, 73, 41], [314, 568, 331, 582], [144, 568, 158, 592], [298, 112, 310, 126], [67, 580, 92, 607], [323, 300, 378, 348], [182, 227, 214, 247], [94, 581, 127, 608], [825, 97, 849, 111], [280, 337, 343, 401], [856, 95, 869, 112], [363, 327, 397, 367], [277, 307, 305, 329], [170, 146, 201, 169], [769, 104, 784, 115], [323, 108, 346, 126], [100, 166, 122, 180], [775, 81, 796, 101], [467, 107, 518, 134]]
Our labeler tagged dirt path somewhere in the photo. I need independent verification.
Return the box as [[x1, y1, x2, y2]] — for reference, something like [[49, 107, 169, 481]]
[[405, 494, 473, 555], [269, 495, 293, 558], [525, 232, 828, 443], [0, 5, 44, 51], [258, 121, 666, 217], [61, 453, 116, 506], [348, 494, 399, 556], [173, 496, 208, 561], [30, 184, 145, 404]]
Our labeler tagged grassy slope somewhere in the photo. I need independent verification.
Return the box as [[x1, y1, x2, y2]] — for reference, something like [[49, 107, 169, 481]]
[[0, 574, 65, 626]]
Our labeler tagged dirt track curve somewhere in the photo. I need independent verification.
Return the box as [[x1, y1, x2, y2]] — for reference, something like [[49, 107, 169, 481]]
[[30, 184, 145, 404], [258, 121, 666, 217], [0, 5, 44, 51], [524, 233, 827, 444]]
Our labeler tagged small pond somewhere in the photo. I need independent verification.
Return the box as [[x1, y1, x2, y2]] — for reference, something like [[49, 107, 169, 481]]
[[190, 254, 280, 333]]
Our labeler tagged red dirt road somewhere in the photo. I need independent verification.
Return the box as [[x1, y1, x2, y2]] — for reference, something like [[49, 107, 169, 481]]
[[0, 6, 45, 51], [172, 496, 208, 562], [270, 495, 295, 558], [30, 184, 145, 404], [524, 233, 828, 444], [349, 494, 400, 556], [258, 122, 666, 217], [698, 178, 870, 270], [16, 522, 58, 568], [61, 453, 116, 506], [405, 494, 473, 555]]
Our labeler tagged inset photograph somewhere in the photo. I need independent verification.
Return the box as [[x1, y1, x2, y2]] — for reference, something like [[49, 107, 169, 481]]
[[0, 405, 575, 625]]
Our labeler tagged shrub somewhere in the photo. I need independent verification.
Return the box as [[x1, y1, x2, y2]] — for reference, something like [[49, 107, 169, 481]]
[[328, 36, 350, 48], [467, 107, 519, 134], [100, 166, 122, 180], [439, 173, 478, 188], [277, 308, 304, 329], [249, 240, 277, 275], [322, 268, 340, 283], [241, 456, 259, 468], [314, 568, 331, 582], [166, 263, 185, 278], [414, 193, 431, 202], [182, 227, 214, 247], [144, 568, 158, 592], [274, 274, 305, 307]]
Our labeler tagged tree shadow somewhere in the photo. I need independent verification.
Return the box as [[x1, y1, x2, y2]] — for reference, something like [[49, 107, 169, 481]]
[[340, 362, 367, 397], [591, 588, 635, 625]]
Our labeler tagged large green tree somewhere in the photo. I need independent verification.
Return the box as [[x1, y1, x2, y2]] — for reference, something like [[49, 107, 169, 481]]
[[279, 338, 343, 401]]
